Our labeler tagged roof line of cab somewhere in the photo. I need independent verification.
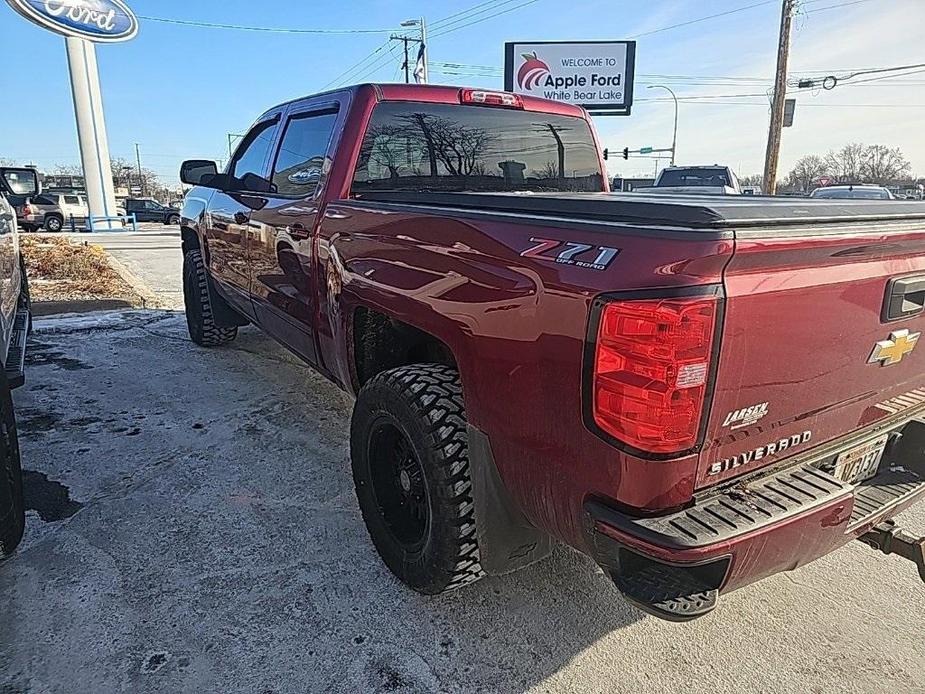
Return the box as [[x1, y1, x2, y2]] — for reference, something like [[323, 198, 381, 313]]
[[257, 83, 589, 122]]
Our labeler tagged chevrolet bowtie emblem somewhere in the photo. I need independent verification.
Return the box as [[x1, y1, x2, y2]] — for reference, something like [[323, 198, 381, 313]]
[[868, 329, 921, 366]]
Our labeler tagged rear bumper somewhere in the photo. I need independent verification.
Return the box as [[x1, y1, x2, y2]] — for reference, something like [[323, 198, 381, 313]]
[[586, 417, 925, 617]]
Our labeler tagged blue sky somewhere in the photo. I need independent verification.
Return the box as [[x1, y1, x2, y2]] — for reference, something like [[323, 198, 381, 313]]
[[2, 0, 923, 186]]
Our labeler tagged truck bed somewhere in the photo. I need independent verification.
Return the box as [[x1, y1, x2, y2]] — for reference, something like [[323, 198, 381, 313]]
[[357, 190, 925, 230]]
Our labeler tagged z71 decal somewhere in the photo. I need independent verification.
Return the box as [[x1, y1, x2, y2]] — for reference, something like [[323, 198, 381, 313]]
[[520, 238, 620, 271]]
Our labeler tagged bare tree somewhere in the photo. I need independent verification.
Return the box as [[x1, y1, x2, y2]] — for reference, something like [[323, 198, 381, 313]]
[[394, 114, 495, 178], [362, 124, 410, 180], [861, 145, 910, 183], [534, 161, 560, 179], [825, 143, 866, 183], [739, 173, 764, 187], [786, 155, 828, 192]]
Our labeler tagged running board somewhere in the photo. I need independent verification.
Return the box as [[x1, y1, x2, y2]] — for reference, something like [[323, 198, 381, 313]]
[[858, 520, 925, 583], [5, 307, 29, 389]]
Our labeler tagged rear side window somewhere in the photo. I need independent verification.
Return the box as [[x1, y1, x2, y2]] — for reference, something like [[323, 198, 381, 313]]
[[352, 102, 604, 194], [271, 109, 338, 197], [64, 195, 80, 205], [34, 195, 55, 205]]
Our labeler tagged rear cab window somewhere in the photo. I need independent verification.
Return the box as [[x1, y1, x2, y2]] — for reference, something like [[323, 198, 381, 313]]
[[351, 102, 604, 194]]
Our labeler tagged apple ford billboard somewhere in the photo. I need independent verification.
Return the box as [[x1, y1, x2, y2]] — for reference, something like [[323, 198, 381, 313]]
[[504, 41, 636, 115]]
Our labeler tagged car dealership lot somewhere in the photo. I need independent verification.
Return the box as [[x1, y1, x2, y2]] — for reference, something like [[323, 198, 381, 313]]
[[0, 310, 922, 694]]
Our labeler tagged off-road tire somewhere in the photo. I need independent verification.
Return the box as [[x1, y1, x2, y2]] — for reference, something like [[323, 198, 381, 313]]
[[0, 369, 24, 559], [44, 214, 63, 233], [351, 364, 484, 594], [182, 249, 237, 346]]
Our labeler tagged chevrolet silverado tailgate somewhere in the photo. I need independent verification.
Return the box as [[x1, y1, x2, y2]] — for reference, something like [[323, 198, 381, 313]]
[[700, 209, 925, 488]]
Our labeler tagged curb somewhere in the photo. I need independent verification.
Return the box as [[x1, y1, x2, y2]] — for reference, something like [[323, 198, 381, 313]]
[[104, 253, 169, 310]]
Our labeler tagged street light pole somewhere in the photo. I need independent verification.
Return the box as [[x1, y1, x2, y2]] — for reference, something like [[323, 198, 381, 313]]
[[420, 17, 428, 83], [646, 84, 678, 165]]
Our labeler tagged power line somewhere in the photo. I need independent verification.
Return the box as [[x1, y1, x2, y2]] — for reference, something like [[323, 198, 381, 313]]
[[135, 15, 400, 34], [431, 0, 496, 27], [431, 0, 542, 38], [353, 50, 404, 84], [322, 41, 392, 90], [793, 62, 925, 90], [628, 0, 777, 39], [801, 0, 873, 13], [430, 0, 524, 30]]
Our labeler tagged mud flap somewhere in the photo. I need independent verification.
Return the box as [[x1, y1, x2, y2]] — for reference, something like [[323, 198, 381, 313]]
[[467, 425, 553, 575]]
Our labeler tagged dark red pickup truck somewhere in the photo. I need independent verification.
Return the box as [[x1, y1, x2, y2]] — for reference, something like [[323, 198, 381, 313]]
[[180, 84, 925, 620]]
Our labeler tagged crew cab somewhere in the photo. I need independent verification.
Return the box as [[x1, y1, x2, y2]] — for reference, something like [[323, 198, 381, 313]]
[[178, 84, 925, 621]]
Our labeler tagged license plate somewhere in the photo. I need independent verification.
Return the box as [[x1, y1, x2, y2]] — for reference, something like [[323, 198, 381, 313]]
[[832, 434, 888, 484]]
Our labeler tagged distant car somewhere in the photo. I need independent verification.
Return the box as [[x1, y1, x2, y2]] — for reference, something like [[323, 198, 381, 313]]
[[15, 192, 88, 232], [809, 185, 894, 200], [635, 166, 742, 195], [123, 198, 181, 225]]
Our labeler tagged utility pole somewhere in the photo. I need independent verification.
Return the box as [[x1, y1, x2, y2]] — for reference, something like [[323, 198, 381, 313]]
[[546, 124, 565, 179], [763, 0, 796, 195], [134, 142, 145, 196], [390, 35, 411, 83]]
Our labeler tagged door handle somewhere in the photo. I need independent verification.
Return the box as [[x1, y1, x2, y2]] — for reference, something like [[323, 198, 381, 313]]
[[883, 276, 925, 322], [234, 211, 250, 225]]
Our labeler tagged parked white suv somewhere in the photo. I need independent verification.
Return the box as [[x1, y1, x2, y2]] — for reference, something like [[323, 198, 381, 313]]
[[17, 192, 89, 232]]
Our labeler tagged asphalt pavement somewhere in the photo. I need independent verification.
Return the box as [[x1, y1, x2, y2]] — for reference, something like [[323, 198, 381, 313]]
[[1, 236, 923, 693]]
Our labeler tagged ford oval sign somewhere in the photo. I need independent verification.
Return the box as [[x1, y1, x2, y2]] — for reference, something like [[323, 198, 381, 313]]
[[6, 0, 138, 43]]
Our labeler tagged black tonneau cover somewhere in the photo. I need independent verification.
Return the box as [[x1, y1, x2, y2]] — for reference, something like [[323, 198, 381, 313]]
[[357, 191, 925, 230]]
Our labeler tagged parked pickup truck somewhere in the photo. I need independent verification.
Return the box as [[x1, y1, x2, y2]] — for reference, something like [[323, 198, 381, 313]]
[[637, 165, 742, 196], [179, 84, 925, 621], [123, 198, 181, 225], [0, 168, 36, 559]]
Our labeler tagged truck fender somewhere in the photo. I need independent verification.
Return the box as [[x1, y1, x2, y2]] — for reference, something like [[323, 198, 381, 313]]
[[467, 424, 553, 575]]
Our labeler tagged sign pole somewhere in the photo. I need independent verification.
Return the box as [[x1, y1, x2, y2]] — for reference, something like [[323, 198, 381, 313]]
[[64, 36, 118, 231]]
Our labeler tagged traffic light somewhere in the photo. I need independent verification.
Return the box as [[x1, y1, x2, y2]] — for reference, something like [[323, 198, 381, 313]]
[[622, 147, 629, 160]]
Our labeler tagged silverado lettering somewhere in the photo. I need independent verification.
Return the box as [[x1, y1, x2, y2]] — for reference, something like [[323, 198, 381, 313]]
[[708, 431, 812, 476]]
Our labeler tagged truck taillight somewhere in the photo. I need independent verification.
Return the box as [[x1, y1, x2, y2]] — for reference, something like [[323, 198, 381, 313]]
[[591, 295, 719, 455], [22, 204, 33, 216], [459, 88, 523, 108]]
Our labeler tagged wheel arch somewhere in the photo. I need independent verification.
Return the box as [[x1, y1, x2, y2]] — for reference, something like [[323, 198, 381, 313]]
[[351, 306, 459, 390]]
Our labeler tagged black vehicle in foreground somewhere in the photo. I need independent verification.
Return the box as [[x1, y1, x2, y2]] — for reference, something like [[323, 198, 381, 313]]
[[0, 167, 35, 558], [123, 198, 181, 225]]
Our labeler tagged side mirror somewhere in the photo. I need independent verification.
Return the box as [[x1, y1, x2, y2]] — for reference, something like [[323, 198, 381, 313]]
[[0, 167, 40, 196], [180, 159, 219, 186]]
